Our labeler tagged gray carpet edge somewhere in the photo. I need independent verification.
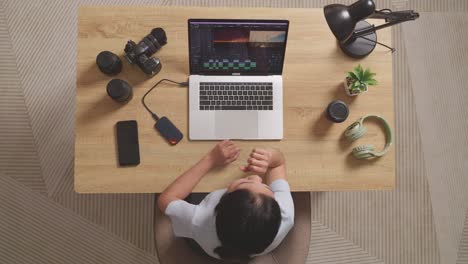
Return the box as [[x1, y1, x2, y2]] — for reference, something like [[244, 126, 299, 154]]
[[0, 1, 47, 195], [0, 171, 160, 264]]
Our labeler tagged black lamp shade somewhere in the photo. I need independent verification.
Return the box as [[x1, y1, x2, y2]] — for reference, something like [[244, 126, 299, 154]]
[[324, 0, 375, 42]]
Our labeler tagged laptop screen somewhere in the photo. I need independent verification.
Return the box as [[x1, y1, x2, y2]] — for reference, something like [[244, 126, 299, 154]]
[[188, 19, 289, 75]]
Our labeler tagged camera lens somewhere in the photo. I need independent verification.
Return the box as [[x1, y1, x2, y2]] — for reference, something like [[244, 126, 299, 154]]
[[107, 79, 133, 103], [96, 51, 122, 76], [151, 28, 167, 46]]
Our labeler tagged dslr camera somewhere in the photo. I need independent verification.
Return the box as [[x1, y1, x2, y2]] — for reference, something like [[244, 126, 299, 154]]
[[124, 28, 167, 76]]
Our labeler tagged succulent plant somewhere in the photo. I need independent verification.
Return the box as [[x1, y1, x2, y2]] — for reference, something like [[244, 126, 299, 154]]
[[346, 64, 378, 94]]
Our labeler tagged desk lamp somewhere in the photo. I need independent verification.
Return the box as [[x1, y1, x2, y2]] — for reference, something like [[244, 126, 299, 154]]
[[324, 0, 419, 58]]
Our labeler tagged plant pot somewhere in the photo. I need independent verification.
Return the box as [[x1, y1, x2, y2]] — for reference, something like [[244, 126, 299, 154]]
[[344, 77, 367, 96]]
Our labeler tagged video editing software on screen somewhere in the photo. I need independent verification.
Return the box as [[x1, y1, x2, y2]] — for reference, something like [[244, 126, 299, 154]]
[[189, 20, 288, 75]]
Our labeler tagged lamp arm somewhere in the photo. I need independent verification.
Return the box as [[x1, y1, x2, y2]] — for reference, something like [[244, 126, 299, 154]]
[[352, 10, 419, 38]]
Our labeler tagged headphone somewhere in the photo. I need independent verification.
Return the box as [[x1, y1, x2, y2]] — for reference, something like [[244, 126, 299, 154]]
[[344, 115, 393, 159]]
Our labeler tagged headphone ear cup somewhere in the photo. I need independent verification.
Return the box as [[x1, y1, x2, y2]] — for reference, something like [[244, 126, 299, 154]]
[[344, 122, 366, 141], [352, 144, 375, 159]]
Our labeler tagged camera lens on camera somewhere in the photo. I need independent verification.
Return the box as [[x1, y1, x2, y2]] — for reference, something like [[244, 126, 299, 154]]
[[151, 28, 167, 46]]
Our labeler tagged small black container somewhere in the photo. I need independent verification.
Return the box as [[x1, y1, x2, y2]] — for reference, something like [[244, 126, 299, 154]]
[[96, 51, 122, 76], [326, 100, 349, 123], [106, 79, 133, 103]]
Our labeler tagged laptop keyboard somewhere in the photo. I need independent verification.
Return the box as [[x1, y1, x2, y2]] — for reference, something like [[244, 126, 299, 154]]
[[199, 82, 273, 111]]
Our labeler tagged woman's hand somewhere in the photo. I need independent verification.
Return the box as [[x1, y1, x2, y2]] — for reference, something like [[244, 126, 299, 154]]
[[240, 148, 284, 175], [206, 140, 241, 167]]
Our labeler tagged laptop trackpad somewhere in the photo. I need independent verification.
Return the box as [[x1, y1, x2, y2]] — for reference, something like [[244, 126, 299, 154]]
[[215, 112, 258, 139]]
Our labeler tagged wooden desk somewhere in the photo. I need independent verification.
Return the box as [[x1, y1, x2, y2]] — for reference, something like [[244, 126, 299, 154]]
[[76, 6, 394, 193]]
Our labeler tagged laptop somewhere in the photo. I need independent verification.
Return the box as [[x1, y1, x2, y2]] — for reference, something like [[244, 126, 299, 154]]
[[188, 19, 289, 140]]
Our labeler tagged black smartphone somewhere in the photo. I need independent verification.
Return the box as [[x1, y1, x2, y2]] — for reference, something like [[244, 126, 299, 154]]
[[116, 120, 140, 166]]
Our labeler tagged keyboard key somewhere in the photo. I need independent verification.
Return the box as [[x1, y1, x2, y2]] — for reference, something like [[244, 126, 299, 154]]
[[228, 91, 232, 95], [214, 96, 218, 100], [210, 106, 215, 110], [263, 106, 269, 110], [229, 96, 233, 100], [200, 106, 204, 110], [200, 96, 208, 100], [227, 101, 231, 105], [247, 101, 251, 105], [268, 106, 273, 110], [200, 100, 209, 105], [207, 91, 212, 95], [262, 101, 272, 105], [253, 106, 258, 110], [234, 96, 238, 100], [247, 106, 252, 110], [264, 96, 272, 100], [215, 106, 221, 110], [221, 106, 247, 110], [242, 101, 247, 105], [224, 96, 228, 100], [239, 96, 244, 100], [222, 101, 227, 105], [243, 91, 248, 95], [236, 101, 241, 105], [268, 91, 272, 95], [209, 96, 213, 100], [248, 91, 252, 95], [216, 101, 220, 105]]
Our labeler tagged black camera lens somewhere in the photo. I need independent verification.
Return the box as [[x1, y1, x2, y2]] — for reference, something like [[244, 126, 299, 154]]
[[107, 79, 133, 103], [151, 28, 167, 46], [96, 51, 122, 76]]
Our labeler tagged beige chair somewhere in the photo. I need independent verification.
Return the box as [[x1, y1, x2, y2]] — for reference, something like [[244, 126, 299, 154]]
[[154, 192, 311, 264]]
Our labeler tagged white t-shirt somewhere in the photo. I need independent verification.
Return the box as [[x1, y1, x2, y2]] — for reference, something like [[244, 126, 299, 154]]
[[165, 179, 294, 259]]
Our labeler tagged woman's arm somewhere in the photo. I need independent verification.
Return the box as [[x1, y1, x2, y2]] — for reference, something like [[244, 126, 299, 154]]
[[158, 140, 240, 212], [240, 148, 286, 185]]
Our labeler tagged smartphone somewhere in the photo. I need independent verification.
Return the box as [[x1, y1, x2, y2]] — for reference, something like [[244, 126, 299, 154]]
[[116, 120, 140, 166]]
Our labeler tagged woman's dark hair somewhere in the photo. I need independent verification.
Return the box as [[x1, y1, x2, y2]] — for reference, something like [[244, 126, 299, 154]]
[[214, 189, 281, 261]]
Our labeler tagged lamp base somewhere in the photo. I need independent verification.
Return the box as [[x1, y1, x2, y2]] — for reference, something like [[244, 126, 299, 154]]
[[339, 21, 377, 59]]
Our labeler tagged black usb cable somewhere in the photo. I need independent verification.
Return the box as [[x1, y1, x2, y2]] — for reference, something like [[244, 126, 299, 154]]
[[141, 78, 188, 145], [141, 78, 189, 121]]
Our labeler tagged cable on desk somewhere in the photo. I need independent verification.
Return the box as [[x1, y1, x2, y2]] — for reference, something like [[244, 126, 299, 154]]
[[141, 78, 189, 121]]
